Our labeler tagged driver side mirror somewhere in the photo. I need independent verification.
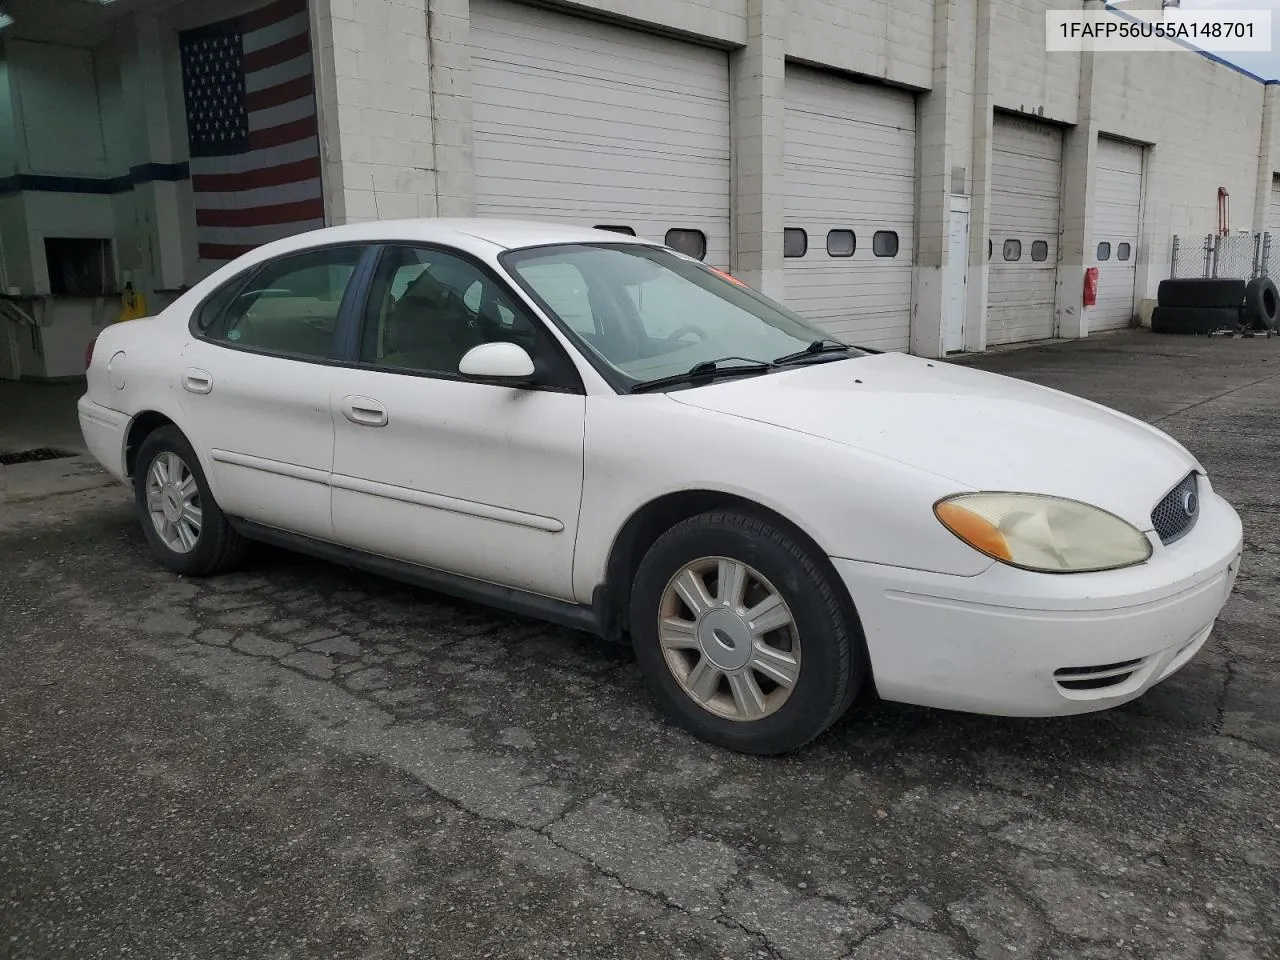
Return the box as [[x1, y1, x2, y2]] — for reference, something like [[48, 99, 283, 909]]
[[458, 341, 537, 385]]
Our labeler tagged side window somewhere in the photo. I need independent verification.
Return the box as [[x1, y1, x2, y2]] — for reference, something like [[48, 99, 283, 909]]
[[1003, 239, 1022, 262], [784, 228, 808, 258], [1097, 242, 1111, 261], [827, 230, 856, 258], [215, 245, 364, 358], [872, 231, 899, 258], [1030, 240, 1049, 262], [194, 271, 251, 333], [359, 246, 537, 374], [1117, 242, 1132, 262]]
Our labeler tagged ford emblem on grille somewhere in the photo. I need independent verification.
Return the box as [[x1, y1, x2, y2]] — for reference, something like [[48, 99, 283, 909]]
[[1151, 472, 1199, 545]]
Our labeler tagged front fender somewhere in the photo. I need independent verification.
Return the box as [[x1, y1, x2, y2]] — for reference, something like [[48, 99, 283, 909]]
[[573, 395, 993, 602]]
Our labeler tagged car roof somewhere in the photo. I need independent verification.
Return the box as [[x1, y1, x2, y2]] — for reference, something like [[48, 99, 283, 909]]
[[259, 218, 657, 254]]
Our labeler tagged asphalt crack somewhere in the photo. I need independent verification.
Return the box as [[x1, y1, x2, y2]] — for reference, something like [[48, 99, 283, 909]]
[[130, 627, 826, 955], [1215, 656, 1237, 736]]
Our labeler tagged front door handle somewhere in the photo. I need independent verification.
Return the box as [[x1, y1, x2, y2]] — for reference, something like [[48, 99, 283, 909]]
[[341, 395, 388, 427], [183, 368, 213, 394]]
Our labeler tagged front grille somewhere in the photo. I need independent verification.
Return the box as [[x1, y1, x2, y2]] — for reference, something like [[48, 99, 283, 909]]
[[1054, 658, 1146, 692], [1151, 472, 1199, 545]]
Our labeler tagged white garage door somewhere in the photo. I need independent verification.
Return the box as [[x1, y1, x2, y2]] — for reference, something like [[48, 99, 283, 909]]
[[783, 66, 916, 351], [469, 0, 731, 267], [988, 115, 1063, 345], [1092, 137, 1143, 332]]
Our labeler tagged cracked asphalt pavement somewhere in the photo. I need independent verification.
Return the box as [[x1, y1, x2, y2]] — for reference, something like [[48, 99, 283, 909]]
[[2, 331, 1278, 960]]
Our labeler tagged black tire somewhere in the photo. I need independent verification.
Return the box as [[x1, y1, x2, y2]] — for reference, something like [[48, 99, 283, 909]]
[[133, 425, 247, 576], [1150, 306, 1241, 335], [628, 509, 866, 755], [1243, 277, 1279, 331], [1157, 278, 1246, 309]]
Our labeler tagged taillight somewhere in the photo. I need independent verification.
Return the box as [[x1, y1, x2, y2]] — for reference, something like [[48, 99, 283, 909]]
[[85, 337, 97, 371]]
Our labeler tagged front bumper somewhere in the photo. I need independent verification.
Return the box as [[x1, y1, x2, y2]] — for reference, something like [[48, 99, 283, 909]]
[[833, 490, 1243, 717], [77, 396, 130, 484]]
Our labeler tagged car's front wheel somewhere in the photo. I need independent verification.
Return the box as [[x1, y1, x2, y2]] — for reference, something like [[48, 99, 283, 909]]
[[629, 509, 867, 755], [134, 425, 246, 576]]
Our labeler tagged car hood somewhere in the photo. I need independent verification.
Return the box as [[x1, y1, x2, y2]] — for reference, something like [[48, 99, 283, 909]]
[[667, 352, 1200, 531]]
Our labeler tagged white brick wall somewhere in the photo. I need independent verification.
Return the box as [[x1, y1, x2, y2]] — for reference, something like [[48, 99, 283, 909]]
[[987, 0, 1081, 124], [315, 0, 437, 224], [788, 0, 932, 90], [733, 0, 787, 299]]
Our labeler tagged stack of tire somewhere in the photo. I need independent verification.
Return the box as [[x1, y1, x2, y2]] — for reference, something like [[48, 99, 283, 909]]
[[1152, 277, 1279, 335]]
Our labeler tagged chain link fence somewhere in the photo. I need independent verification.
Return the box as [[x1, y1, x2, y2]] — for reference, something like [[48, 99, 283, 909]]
[[1170, 232, 1273, 280]]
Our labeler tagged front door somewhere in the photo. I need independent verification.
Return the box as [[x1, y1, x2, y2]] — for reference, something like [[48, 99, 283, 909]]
[[943, 197, 969, 353], [328, 244, 587, 601], [178, 243, 368, 541]]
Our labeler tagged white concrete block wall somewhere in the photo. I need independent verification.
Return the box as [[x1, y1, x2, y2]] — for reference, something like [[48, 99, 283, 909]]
[[788, 0, 932, 90], [987, 0, 1081, 125], [911, 0, 978, 356], [733, 0, 787, 300], [428, 0, 475, 217], [313, 0, 436, 225]]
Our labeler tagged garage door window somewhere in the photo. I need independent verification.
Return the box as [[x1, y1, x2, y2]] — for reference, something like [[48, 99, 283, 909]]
[[1097, 242, 1111, 261], [872, 231, 899, 258], [784, 229, 808, 258], [826, 230, 855, 258], [665, 229, 707, 261], [210, 245, 365, 359], [1030, 241, 1049, 262], [1003, 240, 1022, 262], [1117, 242, 1131, 261]]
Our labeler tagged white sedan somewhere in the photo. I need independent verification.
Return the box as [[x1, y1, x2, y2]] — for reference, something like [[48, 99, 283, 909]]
[[79, 220, 1243, 754]]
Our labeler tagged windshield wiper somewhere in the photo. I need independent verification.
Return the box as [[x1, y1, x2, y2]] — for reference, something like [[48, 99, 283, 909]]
[[630, 357, 773, 393], [773, 338, 856, 366]]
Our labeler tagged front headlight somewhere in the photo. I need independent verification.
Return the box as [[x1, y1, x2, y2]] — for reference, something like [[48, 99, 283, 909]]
[[934, 493, 1153, 573]]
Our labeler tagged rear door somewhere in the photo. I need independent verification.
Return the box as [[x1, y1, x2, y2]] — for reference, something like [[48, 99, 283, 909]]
[[179, 243, 372, 541]]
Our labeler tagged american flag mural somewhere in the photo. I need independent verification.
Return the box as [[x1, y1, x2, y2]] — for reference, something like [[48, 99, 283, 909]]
[[179, 0, 324, 262]]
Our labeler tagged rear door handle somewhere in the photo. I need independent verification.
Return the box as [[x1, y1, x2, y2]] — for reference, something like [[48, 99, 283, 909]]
[[341, 395, 388, 427], [183, 368, 213, 394]]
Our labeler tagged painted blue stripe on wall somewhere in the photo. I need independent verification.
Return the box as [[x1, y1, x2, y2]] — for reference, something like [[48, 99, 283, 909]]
[[0, 162, 191, 199]]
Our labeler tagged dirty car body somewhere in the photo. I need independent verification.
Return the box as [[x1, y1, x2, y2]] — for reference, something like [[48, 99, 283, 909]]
[[78, 219, 1244, 754]]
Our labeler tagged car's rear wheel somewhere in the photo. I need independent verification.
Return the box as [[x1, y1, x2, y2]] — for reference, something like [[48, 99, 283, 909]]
[[134, 426, 246, 576], [629, 509, 866, 755]]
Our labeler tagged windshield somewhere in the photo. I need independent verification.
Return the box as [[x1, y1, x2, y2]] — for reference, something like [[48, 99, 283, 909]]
[[500, 243, 866, 387]]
